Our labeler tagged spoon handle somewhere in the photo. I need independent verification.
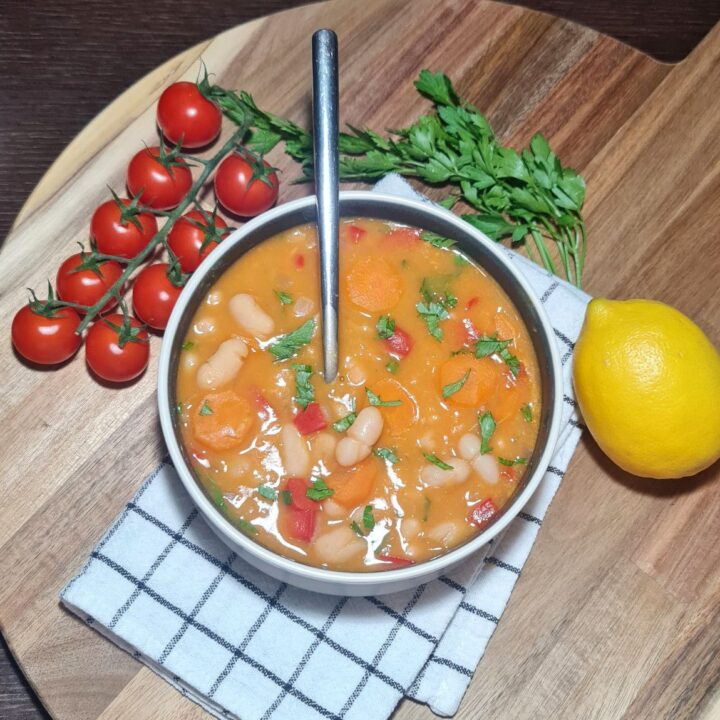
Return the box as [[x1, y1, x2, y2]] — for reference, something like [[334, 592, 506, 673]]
[[312, 28, 340, 383]]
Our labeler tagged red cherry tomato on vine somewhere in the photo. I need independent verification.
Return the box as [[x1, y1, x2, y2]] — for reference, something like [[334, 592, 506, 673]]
[[157, 81, 222, 149], [56, 253, 123, 314], [85, 314, 149, 383], [167, 209, 228, 273], [127, 146, 192, 210], [132, 263, 183, 330], [214, 152, 279, 217], [12, 305, 82, 365], [90, 197, 158, 259]]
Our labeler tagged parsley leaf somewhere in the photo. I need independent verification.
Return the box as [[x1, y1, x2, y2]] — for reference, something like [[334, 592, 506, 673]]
[[291, 363, 315, 409], [423, 453, 453, 471], [281, 490, 293, 505], [199, 401, 213, 416], [479, 411, 496, 454], [350, 521, 365, 538], [422, 495, 431, 522], [332, 410, 357, 433], [416, 301, 449, 341], [258, 485, 277, 501], [385, 359, 400, 374], [233, 517, 258, 535], [207, 480, 225, 509], [376, 315, 395, 339], [269, 318, 315, 360], [442, 369, 470, 398], [306, 477, 334, 501], [274, 289, 293, 306], [366, 387, 402, 407], [363, 505, 375, 530], [374, 447, 399, 464], [175, 402, 183, 415], [498, 456, 528, 466], [181, 340, 194, 351], [420, 230, 456, 249], [521, 403, 533, 422], [474, 333, 521, 377]]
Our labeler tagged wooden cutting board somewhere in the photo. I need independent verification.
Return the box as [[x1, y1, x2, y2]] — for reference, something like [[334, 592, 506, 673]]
[[1, 0, 719, 718]]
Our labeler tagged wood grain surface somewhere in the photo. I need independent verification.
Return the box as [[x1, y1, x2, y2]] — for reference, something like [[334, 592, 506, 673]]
[[1, 1, 720, 719]]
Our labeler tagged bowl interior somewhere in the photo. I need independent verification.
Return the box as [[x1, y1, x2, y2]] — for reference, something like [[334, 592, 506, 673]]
[[162, 192, 561, 582]]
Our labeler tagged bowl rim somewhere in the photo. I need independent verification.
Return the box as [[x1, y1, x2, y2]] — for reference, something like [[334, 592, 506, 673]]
[[158, 190, 564, 588]]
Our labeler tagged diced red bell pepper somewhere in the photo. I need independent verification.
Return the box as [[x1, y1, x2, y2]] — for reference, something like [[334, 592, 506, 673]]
[[293, 402, 327, 435], [468, 498, 498, 528], [341, 224, 367, 244], [249, 387, 273, 418], [385, 227, 420, 248], [465, 296, 480, 310], [377, 553, 414, 567], [286, 477, 316, 512], [383, 326, 413, 359], [293, 253, 305, 269], [287, 507, 316, 542]]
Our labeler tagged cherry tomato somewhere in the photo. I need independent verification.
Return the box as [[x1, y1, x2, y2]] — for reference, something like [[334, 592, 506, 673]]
[[383, 326, 413, 359], [468, 498, 498, 528], [214, 152, 279, 217], [85, 314, 149, 383], [56, 253, 123, 314], [12, 305, 81, 365], [167, 209, 228, 273], [90, 197, 158, 259], [132, 263, 183, 330], [156, 82, 222, 149], [127, 146, 192, 210]]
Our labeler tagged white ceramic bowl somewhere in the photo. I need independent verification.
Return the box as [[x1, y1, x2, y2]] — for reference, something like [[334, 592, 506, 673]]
[[158, 191, 563, 596]]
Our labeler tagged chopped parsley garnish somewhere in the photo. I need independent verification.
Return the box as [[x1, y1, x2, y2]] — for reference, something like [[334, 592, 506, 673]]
[[474, 333, 521, 377], [199, 401, 213, 416], [498, 456, 528, 466], [274, 289, 294, 305], [454, 254, 469, 267], [291, 363, 315, 409], [257, 485, 277, 501], [332, 410, 357, 433], [442, 369, 470, 398], [234, 517, 258, 535], [350, 521, 365, 538], [479, 411, 496, 455], [175, 402, 183, 415], [423, 453, 453, 471], [363, 505, 375, 530], [306, 477, 334, 501], [366, 387, 402, 407], [207, 480, 225, 509], [385, 359, 400, 374], [422, 495, 431, 522], [181, 340, 194, 351], [374, 447, 399, 464], [420, 230, 456, 249], [521, 404, 533, 422], [269, 318, 315, 360], [416, 278, 457, 341], [376, 315, 395, 339], [281, 490, 293, 505]]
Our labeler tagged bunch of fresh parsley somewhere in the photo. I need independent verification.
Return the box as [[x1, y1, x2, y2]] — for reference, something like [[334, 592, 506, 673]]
[[204, 70, 587, 286]]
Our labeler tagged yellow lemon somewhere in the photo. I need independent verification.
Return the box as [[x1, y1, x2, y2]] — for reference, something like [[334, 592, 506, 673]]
[[573, 299, 720, 479]]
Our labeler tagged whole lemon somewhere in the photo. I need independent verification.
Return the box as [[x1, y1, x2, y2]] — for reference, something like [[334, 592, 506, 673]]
[[573, 299, 720, 479]]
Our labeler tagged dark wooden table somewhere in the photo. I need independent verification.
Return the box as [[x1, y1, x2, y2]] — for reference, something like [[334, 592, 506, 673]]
[[0, 1, 717, 717]]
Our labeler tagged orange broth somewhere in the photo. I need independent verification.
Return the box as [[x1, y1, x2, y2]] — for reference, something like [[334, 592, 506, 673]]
[[175, 219, 540, 572]]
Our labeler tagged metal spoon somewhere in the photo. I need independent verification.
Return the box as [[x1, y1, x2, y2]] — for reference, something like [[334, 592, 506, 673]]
[[312, 28, 340, 383]]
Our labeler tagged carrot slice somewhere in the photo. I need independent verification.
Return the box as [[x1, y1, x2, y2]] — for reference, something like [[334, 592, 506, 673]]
[[494, 310, 522, 341], [346, 256, 403, 312], [438, 354, 500, 407], [369, 377, 418, 436], [192, 390, 254, 451], [490, 368, 531, 423], [329, 458, 378, 508]]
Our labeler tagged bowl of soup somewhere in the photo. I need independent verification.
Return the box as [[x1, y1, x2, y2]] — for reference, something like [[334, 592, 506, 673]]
[[158, 191, 563, 596]]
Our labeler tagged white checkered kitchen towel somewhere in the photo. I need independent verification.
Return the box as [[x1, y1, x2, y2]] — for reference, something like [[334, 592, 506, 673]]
[[61, 175, 590, 719]]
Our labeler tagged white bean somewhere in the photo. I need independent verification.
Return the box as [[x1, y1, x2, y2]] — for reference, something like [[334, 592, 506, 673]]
[[322, 499, 347, 519], [458, 433, 481, 460], [428, 521, 462, 547], [402, 518, 421, 539], [229, 293, 275, 338], [471, 453, 500, 485], [335, 437, 371, 467], [281, 423, 310, 476], [293, 296, 315, 318], [314, 526, 365, 563], [347, 407, 383, 446], [196, 338, 248, 389], [420, 457, 471, 487]]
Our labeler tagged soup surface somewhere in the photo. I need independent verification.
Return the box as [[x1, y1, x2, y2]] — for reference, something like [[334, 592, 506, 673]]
[[175, 219, 541, 572]]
